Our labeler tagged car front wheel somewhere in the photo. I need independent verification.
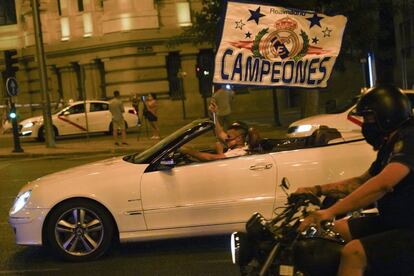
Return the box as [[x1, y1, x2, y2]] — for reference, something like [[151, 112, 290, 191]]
[[37, 125, 58, 141], [45, 199, 114, 261]]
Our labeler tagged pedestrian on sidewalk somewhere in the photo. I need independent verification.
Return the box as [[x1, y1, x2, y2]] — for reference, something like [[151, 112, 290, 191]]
[[130, 93, 142, 126], [109, 90, 128, 146], [143, 93, 160, 139], [210, 84, 234, 130]]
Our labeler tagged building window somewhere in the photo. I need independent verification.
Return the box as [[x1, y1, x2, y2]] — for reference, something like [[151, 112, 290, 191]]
[[57, 0, 62, 16], [0, 0, 17, 26], [60, 17, 70, 41], [176, 2, 192, 27], [58, 0, 69, 16], [77, 0, 84, 12], [83, 13, 93, 37], [166, 52, 184, 100]]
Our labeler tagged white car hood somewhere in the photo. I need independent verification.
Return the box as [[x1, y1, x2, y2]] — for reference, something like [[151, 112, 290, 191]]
[[20, 115, 43, 125], [290, 114, 336, 126], [20, 157, 147, 208]]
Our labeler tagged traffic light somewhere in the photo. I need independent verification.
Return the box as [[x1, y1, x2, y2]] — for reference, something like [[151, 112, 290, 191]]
[[196, 49, 214, 97], [9, 107, 17, 119], [4, 49, 19, 78]]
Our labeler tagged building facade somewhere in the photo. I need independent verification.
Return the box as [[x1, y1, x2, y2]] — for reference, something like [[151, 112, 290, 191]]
[[1, 0, 372, 126]]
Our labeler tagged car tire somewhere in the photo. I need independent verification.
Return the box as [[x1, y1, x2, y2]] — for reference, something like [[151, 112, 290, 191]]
[[45, 199, 114, 262], [37, 126, 58, 141]]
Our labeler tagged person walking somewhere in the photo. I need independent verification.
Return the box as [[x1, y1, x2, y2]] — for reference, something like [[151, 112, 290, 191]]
[[143, 93, 160, 139], [109, 90, 127, 146], [131, 93, 142, 126], [211, 84, 234, 130]]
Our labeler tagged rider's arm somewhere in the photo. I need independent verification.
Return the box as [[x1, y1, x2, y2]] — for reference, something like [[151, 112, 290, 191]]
[[326, 162, 409, 217], [318, 169, 372, 198], [298, 162, 409, 232], [295, 170, 371, 198]]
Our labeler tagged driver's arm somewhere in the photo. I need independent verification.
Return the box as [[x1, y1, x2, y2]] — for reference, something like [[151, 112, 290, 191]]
[[179, 147, 226, 162], [294, 169, 372, 198]]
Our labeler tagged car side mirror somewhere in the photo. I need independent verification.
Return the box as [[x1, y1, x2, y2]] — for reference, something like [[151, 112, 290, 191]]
[[62, 111, 70, 116], [159, 159, 175, 171]]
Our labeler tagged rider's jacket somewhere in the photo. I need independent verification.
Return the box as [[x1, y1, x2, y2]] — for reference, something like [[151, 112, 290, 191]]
[[369, 121, 414, 227]]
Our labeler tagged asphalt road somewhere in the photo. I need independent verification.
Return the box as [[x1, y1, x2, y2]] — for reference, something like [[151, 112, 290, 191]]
[[0, 154, 239, 276]]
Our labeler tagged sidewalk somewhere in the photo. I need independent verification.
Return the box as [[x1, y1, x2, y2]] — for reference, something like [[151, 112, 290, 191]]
[[0, 117, 288, 158]]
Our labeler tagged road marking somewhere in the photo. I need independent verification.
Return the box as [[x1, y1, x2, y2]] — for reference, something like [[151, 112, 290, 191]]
[[0, 268, 60, 274]]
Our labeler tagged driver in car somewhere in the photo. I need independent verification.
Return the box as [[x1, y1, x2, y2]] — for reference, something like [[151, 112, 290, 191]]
[[295, 84, 414, 276], [178, 102, 248, 162]]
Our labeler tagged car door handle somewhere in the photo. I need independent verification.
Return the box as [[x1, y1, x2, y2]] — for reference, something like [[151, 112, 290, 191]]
[[250, 163, 273, 170]]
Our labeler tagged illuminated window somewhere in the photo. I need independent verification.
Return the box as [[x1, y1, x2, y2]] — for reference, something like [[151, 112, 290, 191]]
[[83, 13, 93, 37], [60, 17, 70, 41], [176, 2, 192, 27]]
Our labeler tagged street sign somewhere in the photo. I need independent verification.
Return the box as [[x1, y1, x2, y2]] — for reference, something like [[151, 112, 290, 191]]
[[6, 77, 19, 97]]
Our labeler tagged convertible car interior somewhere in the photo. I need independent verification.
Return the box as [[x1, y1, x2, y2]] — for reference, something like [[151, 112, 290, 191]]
[[172, 126, 345, 167], [248, 126, 344, 154]]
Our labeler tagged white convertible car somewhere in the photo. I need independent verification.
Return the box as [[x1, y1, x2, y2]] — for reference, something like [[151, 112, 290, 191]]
[[9, 119, 375, 261], [18, 100, 138, 141]]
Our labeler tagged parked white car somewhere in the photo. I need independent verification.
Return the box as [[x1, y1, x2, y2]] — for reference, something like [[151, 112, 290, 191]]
[[9, 119, 375, 261], [287, 89, 414, 140], [19, 100, 138, 141]]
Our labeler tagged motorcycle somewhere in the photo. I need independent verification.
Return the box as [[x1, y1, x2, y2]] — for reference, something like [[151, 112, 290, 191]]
[[230, 178, 346, 276]]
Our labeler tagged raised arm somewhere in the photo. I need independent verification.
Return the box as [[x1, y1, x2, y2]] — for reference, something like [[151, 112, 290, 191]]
[[209, 101, 227, 141]]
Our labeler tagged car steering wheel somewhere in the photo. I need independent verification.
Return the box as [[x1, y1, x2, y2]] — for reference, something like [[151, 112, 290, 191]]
[[173, 151, 193, 164]]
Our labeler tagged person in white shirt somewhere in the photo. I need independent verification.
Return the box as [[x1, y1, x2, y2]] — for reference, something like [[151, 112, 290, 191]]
[[179, 102, 248, 161]]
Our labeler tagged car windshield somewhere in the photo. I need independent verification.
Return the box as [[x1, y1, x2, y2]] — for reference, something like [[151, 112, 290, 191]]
[[328, 96, 360, 114], [128, 119, 212, 164]]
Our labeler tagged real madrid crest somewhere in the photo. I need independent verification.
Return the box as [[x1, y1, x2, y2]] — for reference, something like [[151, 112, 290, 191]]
[[252, 17, 309, 61]]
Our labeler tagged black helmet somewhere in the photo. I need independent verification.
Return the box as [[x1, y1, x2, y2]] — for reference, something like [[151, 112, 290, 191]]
[[293, 237, 343, 276], [354, 84, 412, 132]]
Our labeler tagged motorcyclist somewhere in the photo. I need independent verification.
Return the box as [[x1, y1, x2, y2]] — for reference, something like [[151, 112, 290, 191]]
[[295, 84, 414, 276]]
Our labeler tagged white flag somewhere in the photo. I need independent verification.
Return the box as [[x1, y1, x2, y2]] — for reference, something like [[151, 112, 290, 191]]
[[214, 1, 347, 88]]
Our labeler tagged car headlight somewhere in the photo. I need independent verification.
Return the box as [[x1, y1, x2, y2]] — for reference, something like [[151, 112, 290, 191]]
[[288, 124, 312, 134], [231, 232, 252, 266], [10, 190, 32, 215]]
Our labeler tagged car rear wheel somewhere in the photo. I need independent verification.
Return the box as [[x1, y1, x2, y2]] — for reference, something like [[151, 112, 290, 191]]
[[45, 199, 114, 261]]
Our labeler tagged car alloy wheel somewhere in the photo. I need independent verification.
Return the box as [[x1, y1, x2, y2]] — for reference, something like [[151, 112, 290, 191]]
[[46, 199, 114, 261]]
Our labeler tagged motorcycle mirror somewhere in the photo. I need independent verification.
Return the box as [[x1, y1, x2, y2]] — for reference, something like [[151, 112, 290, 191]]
[[281, 177, 290, 189], [280, 177, 290, 197]]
